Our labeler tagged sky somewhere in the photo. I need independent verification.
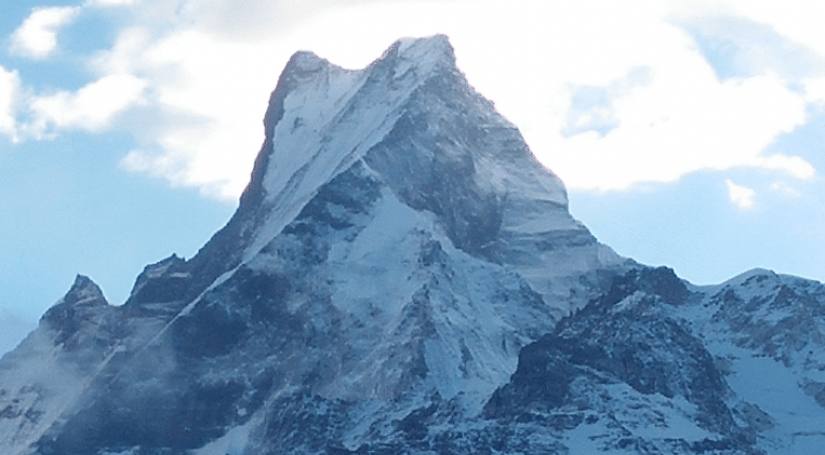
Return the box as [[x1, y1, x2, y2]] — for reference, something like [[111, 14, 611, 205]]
[[1, 0, 824, 335]]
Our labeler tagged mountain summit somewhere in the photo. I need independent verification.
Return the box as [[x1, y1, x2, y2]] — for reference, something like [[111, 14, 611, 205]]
[[122, 34, 622, 324], [1, 35, 824, 454]]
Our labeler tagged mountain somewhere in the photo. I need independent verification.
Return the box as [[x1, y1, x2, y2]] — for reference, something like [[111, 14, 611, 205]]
[[485, 267, 825, 454], [0, 35, 823, 454]]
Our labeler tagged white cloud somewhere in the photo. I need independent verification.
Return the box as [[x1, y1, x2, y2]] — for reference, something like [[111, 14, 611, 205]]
[[4, 0, 823, 199], [28, 74, 147, 136], [751, 154, 815, 180], [9, 6, 80, 59], [81, 0, 819, 199], [803, 77, 825, 105], [543, 71, 808, 191], [102, 28, 295, 198], [726, 179, 756, 210], [0, 66, 21, 141], [85, 0, 136, 6]]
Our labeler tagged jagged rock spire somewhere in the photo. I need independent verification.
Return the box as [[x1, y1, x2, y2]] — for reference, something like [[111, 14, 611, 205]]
[[40, 274, 110, 344], [57, 274, 108, 309]]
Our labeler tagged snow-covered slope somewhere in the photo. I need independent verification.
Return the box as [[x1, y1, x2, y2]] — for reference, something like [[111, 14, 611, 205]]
[[480, 268, 825, 454], [0, 35, 822, 454], [682, 270, 825, 453]]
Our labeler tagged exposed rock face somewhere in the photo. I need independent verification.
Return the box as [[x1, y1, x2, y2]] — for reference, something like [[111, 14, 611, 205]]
[[485, 268, 756, 454], [0, 35, 823, 454]]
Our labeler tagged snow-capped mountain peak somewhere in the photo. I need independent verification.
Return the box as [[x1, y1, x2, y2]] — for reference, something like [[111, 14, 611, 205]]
[[284, 50, 336, 74], [0, 36, 625, 454], [224, 34, 611, 303], [3, 35, 821, 454]]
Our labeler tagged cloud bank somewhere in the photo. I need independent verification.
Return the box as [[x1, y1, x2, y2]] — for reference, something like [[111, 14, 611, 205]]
[[1, 0, 823, 201]]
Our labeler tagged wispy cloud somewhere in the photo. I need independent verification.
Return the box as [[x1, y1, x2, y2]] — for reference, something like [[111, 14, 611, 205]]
[[726, 179, 756, 210], [0, 66, 21, 141], [769, 181, 802, 198]]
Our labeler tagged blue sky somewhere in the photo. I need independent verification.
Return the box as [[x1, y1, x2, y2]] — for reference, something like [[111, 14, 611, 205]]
[[1, 0, 824, 328]]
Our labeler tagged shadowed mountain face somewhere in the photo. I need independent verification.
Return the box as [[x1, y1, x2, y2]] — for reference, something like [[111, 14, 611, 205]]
[[1, 36, 823, 454]]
